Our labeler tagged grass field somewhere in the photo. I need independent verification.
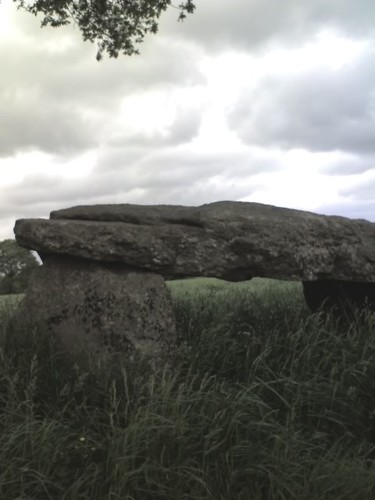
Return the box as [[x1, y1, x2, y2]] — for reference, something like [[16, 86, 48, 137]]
[[0, 279, 375, 499]]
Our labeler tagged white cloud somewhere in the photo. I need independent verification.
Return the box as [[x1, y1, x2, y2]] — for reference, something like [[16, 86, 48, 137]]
[[1, 0, 375, 241]]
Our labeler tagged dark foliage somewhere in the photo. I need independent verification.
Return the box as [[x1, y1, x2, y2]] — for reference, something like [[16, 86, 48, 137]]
[[1, 281, 375, 498], [13, 0, 196, 59], [0, 239, 39, 294]]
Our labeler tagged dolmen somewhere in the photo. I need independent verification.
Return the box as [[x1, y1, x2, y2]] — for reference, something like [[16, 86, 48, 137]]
[[14, 201, 375, 366]]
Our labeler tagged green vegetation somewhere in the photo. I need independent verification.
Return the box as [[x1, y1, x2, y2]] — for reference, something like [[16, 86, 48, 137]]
[[0, 239, 39, 295], [1, 278, 375, 499], [11, 1, 196, 60]]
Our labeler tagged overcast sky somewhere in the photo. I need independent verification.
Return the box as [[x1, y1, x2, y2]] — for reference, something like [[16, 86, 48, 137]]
[[1, 0, 375, 240]]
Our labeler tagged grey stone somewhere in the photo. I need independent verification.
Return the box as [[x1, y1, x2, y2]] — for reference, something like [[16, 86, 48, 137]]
[[13, 200, 375, 345], [14, 201, 375, 282], [18, 255, 176, 368], [303, 280, 375, 313]]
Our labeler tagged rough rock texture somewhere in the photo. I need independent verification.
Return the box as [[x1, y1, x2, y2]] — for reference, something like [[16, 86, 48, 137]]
[[13, 200, 375, 351], [14, 201, 375, 282], [18, 255, 176, 367]]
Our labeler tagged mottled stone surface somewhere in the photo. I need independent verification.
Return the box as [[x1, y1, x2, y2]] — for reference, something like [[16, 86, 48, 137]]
[[14, 201, 375, 282], [18, 256, 176, 367], [14, 201, 375, 333]]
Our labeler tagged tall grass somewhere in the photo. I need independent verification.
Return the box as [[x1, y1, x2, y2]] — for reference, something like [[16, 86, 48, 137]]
[[0, 279, 375, 499]]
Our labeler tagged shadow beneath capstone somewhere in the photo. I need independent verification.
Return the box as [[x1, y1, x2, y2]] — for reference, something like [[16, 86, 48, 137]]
[[303, 280, 375, 320]]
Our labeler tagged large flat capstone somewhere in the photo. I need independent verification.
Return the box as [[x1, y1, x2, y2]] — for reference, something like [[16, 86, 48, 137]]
[[14, 201, 375, 282], [13, 202, 375, 364]]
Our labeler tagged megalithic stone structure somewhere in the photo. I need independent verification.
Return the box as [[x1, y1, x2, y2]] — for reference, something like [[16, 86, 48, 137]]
[[14, 201, 375, 364]]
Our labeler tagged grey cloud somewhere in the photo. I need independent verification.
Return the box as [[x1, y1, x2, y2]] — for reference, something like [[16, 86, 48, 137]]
[[312, 175, 375, 225], [95, 146, 281, 187], [161, 0, 375, 53], [9, 4, 205, 94], [2, 145, 275, 234], [92, 146, 149, 173], [0, 10, 205, 158], [320, 155, 374, 176], [110, 108, 202, 149], [137, 181, 253, 207], [228, 46, 375, 155], [1, 219, 17, 240], [3, 173, 131, 208], [166, 109, 202, 145], [33, 41, 204, 107], [339, 175, 375, 201], [0, 91, 99, 157], [305, 0, 375, 39], [314, 200, 375, 222]]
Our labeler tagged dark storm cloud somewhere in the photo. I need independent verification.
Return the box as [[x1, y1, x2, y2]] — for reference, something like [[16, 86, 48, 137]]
[[228, 46, 375, 156]]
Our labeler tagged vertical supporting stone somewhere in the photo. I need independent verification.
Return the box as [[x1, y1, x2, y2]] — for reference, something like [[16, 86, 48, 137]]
[[303, 280, 375, 313], [19, 256, 176, 369]]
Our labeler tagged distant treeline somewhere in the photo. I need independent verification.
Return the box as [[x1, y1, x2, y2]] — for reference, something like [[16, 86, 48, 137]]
[[0, 239, 39, 294]]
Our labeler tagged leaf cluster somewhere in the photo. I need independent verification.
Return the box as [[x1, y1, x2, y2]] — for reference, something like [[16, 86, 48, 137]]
[[13, 0, 196, 59]]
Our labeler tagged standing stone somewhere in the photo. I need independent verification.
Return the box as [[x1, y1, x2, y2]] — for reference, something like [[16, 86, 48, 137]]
[[303, 280, 375, 314], [19, 256, 176, 369]]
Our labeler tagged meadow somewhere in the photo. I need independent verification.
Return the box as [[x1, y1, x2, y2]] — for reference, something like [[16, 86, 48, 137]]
[[0, 278, 375, 499]]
